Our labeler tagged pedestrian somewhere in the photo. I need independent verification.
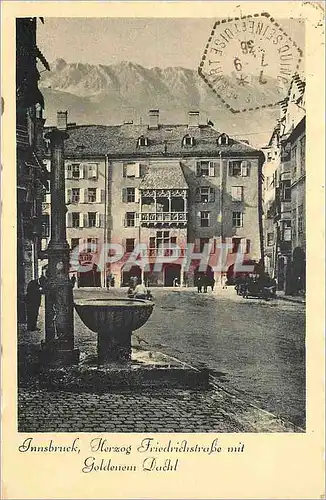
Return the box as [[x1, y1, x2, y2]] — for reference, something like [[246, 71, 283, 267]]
[[26, 277, 44, 331], [133, 281, 147, 299], [221, 273, 227, 289], [196, 276, 202, 293], [203, 274, 208, 293], [70, 275, 76, 288], [210, 276, 216, 292]]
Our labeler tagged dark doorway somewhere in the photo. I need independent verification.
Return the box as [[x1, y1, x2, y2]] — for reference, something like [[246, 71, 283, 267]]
[[164, 264, 181, 287], [121, 265, 141, 287], [78, 264, 101, 287]]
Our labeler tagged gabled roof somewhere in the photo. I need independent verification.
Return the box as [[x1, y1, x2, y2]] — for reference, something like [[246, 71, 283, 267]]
[[45, 123, 262, 158], [140, 162, 189, 190]]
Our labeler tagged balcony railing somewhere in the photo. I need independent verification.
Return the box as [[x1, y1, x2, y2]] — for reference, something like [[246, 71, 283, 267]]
[[140, 212, 188, 223], [140, 247, 186, 257]]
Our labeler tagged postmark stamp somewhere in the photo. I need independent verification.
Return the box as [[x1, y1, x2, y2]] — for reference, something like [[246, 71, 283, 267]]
[[198, 12, 303, 113]]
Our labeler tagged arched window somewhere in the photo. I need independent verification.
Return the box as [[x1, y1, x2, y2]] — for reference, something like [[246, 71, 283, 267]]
[[217, 133, 229, 146], [182, 135, 195, 146], [137, 136, 149, 147]]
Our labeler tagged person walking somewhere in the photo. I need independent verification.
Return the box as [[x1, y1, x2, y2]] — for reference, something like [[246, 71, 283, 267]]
[[221, 273, 227, 289], [203, 274, 208, 293], [210, 276, 216, 292], [70, 275, 77, 288], [196, 275, 202, 293], [26, 277, 44, 331]]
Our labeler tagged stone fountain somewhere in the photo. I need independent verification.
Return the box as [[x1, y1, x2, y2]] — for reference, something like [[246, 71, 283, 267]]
[[74, 298, 154, 364]]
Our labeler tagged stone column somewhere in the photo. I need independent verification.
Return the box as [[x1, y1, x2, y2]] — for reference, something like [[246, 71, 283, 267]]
[[43, 128, 79, 366]]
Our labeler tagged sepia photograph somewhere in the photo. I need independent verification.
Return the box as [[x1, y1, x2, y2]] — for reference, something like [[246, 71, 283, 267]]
[[15, 13, 308, 435]]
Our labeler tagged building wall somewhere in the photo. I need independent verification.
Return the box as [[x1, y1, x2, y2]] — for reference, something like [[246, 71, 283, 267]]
[[108, 155, 261, 286], [291, 129, 306, 252]]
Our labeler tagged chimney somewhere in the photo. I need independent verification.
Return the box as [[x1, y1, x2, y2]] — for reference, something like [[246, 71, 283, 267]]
[[57, 110, 68, 131], [148, 109, 159, 129], [188, 111, 199, 127]]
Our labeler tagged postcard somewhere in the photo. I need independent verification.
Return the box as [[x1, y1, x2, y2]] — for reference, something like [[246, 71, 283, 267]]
[[1, 1, 325, 498]]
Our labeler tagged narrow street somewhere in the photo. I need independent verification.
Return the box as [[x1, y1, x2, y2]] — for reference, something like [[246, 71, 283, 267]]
[[69, 287, 306, 428]]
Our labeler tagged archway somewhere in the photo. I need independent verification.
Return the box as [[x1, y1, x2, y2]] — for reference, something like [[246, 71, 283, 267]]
[[292, 247, 306, 293], [121, 265, 141, 287], [78, 263, 101, 287], [226, 260, 260, 284], [164, 264, 181, 287]]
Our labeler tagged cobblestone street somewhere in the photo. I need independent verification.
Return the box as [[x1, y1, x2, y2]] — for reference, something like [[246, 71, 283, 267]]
[[18, 286, 305, 432]]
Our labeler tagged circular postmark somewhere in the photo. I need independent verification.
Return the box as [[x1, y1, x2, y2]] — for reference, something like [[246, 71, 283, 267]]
[[198, 12, 303, 113]]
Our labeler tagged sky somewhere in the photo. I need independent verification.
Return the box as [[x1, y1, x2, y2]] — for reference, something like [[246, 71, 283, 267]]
[[37, 17, 305, 69]]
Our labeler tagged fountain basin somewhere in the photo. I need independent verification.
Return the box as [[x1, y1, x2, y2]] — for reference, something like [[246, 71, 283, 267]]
[[74, 298, 154, 363]]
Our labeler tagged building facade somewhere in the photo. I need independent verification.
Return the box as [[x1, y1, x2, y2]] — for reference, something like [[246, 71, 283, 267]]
[[262, 74, 306, 293], [43, 110, 264, 287], [16, 17, 49, 322]]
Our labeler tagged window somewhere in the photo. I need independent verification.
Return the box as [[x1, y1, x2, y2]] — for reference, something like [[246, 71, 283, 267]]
[[88, 212, 97, 228], [217, 133, 229, 146], [127, 188, 135, 203], [123, 163, 140, 178], [138, 136, 148, 147], [87, 163, 98, 179], [183, 135, 195, 146], [72, 212, 80, 228], [87, 188, 97, 203], [229, 160, 250, 177], [231, 238, 241, 253], [71, 188, 80, 203], [200, 211, 210, 227], [71, 238, 80, 250], [125, 212, 136, 227], [231, 186, 243, 202], [300, 136, 306, 176], [196, 161, 216, 177], [126, 238, 135, 253], [232, 211, 243, 227], [282, 220, 292, 241], [41, 215, 49, 238], [281, 180, 291, 201], [267, 232, 274, 246], [200, 238, 210, 252], [87, 238, 98, 252], [196, 186, 215, 203], [72, 164, 80, 179]]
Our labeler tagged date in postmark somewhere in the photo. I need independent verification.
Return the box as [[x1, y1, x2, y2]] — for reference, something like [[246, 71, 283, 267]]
[[198, 12, 303, 113]]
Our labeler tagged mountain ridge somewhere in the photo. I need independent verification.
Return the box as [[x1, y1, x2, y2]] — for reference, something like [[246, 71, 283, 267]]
[[40, 59, 280, 147]]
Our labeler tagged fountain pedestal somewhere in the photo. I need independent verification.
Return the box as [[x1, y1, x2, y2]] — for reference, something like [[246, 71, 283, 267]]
[[74, 298, 154, 364], [98, 327, 132, 363]]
